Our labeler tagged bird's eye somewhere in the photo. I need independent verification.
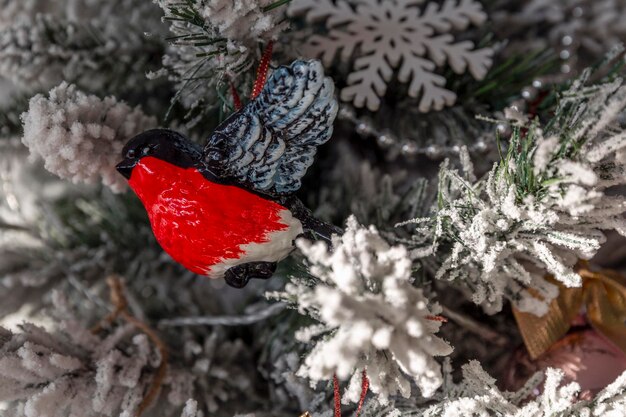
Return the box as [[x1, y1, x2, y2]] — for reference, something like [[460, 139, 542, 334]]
[[126, 149, 136, 158]]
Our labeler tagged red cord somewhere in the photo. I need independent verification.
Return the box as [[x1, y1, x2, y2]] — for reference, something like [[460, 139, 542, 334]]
[[426, 315, 448, 323], [230, 81, 242, 111], [251, 41, 274, 100], [333, 374, 342, 417], [332, 370, 369, 417], [355, 370, 369, 417]]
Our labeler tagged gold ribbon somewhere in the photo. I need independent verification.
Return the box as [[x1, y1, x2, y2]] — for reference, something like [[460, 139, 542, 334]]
[[512, 261, 626, 359]]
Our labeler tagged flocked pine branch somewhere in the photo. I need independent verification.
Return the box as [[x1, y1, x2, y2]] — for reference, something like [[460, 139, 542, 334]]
[[269, 216, 453, 405], [401, 51, 626, 315], [0, 140, 108, 318], [416, 360, 626, 416], [0, 289, 260, 417], [355, 359, 626, 416], [0, 0, 60, 31], [0, 0, 165, 148], [0, 317, 171, 416], [152, 0, 290, 127], [0, 8, 163, 96], [21, 82, 156, 192]]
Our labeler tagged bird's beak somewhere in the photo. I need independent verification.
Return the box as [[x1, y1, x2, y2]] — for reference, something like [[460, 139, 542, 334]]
[[116, 160, 135, 179]]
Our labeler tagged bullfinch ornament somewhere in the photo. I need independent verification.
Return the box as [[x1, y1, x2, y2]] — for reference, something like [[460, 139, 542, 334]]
[[116, 59, 339, 288]]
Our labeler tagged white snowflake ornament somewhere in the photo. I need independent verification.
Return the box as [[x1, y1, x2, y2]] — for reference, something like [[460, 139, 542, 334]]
[[288, 0, 493, 112]]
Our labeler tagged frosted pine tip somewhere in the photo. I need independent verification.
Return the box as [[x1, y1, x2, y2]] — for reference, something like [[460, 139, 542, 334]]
[[91, 276, 169, 417], [426, 315, 448, 323], [251, 40, 274, 100]]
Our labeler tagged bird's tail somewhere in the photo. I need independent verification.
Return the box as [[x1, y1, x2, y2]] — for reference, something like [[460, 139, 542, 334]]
[[301, 215, 343, 244], [284, 196, 342, 244]]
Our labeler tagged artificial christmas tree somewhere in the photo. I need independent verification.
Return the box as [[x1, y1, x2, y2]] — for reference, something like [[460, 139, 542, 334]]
[[2, 1, 626, 416]]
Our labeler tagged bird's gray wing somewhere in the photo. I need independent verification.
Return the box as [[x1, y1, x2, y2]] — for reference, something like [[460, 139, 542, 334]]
[[203, 59, 338, 195]]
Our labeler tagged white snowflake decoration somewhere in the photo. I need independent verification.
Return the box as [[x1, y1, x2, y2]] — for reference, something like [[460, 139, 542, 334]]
[[288, 0, 493, 112]]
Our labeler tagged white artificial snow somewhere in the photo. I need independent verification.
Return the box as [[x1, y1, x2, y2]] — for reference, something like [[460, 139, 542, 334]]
[[0, 294, 255, 416], [20, 82, 156, 192], [180, 399, 202, 417], [154, 0, 288, 121], [0, 322, 158, 417], [531, 135, 557, 175], [0, 1, 161, 93], [0, 0, 57, 30], [270, 216, 452, 403], [199, 0, 286, 41], [405, 71, 626, 316], [420, 360, 626, 416], [288, 0, 493, 112]]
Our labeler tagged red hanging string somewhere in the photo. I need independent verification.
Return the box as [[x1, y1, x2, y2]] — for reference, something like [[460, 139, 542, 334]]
[[332, 370, 369, 417], [333, 374, 342, 417], [355, 370, 369, 417], [230, 81, 243, 111], [426, 315, 448, 323], [251, 40, 274, 100]]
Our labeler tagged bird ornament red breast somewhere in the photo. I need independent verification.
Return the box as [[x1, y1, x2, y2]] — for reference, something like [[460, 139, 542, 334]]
[[116, 59, 339, 288]]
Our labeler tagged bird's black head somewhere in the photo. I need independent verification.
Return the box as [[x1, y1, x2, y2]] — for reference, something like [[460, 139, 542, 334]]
[[116, 129, 202, 179]]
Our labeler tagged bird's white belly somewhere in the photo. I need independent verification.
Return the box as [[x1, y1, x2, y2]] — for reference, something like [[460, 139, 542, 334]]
[[206, 209, 303, 278]]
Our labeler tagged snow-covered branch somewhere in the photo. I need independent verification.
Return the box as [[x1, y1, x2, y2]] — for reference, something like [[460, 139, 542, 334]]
[[21, 82, 156, 192], [270, 216, 452, 404], [403, 62, 626, 315]]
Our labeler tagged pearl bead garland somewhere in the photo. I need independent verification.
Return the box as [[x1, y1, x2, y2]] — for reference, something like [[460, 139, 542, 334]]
[[338, 106, 491, 160]]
